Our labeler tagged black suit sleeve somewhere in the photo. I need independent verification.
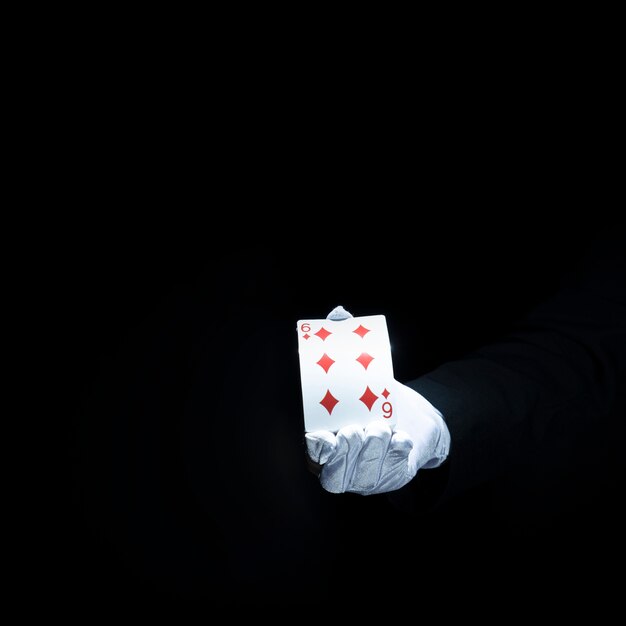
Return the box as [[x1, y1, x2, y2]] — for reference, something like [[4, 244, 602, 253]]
[[404, 227, 626, 508]]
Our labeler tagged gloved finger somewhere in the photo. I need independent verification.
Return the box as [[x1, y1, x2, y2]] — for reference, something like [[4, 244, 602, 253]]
[[348, 422, 393, 493], [319, 424, 364, 493], [326, 305, 353, 320], [369, 430, 414, 494], [305, 430, 337, 465]]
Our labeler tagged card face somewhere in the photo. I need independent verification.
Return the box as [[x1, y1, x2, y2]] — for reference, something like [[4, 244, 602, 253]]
[[296, 314, 396, 432]]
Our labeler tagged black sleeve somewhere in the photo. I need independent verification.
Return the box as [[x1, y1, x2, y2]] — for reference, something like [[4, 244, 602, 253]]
[[400, 226, 626, 510]]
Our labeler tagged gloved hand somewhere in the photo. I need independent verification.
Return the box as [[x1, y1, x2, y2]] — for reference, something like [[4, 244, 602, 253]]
[[305, 305, 451, 495]]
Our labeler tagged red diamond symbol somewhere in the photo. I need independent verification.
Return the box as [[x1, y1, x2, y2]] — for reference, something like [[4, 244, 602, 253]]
[[315, 327, 332, 341], [381, 388, 390, 399], [303, 333, 311, 340], [359, 386, 378, 411], [355, 352, 374, 370], [353, 324, 370, 338], [320, 389, 339, 414], [317, 353, 335, 373]]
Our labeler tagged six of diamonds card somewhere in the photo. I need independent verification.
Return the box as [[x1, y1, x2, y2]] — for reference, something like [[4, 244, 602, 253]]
[[296, 314, 397, 432]]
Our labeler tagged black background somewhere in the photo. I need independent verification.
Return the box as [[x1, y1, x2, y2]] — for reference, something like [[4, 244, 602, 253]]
[[18, 17, 622, 614]]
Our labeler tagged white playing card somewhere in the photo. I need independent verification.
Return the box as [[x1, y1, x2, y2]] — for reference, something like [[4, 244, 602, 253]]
[[296, 314, 397, 432]]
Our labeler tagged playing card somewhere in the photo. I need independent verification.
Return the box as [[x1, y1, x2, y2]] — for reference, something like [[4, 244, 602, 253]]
[[296, 314, 397, 432]]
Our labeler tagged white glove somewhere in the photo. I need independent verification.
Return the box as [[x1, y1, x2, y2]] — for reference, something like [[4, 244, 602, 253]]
[[305, 306, 451, 495]]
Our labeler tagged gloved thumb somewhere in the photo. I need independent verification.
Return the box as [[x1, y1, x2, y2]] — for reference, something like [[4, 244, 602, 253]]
[[326, 305, 353, 321]]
